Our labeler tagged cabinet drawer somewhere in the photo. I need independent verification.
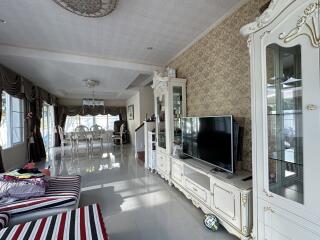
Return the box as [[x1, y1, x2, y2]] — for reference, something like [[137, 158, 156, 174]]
[[259, 201, 320, 240], [171, 159, 183, 184], [156, 153, 164, 171], [156, 153, 169, 174], [185, 178, 208, 203], [212, 180, 241, 230]]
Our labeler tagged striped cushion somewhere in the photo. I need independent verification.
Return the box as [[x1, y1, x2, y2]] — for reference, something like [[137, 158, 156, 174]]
[[0, 204, 108, 240], [0, 175, 81, 216], [0, 213, 9, 230]]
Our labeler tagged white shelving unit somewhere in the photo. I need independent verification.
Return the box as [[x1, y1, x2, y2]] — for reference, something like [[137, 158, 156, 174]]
[[241, 1, 320, 239], [152, 71, 186, 182]]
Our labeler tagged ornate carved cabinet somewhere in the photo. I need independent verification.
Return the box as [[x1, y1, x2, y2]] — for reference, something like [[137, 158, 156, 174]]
[[152, 72, 186, 182], [241, 0, 320, 239]]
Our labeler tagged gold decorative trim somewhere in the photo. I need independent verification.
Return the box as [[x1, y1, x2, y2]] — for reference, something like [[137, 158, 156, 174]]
[[242, 226, 249, 235], [263, 189, 274, 197], [264, 206, 275, 213], [260, 30, 271, 40], [279, 2, 320, 47], [241, 194, 248, 207]]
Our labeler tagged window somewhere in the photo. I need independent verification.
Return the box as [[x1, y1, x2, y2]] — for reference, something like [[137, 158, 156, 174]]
[[95, 115, 108, 129], [0, 92, 24, 148], [80, 115, 94, 128], [64, 114, 120, 132], [107, 115, 119, 130]]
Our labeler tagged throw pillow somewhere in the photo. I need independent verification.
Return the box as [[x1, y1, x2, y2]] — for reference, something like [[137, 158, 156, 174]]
[[7, 184, 45, 200]]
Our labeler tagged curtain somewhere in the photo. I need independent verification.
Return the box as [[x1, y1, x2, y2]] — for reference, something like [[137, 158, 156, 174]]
[[21, 77, 34, 101], [106, 106, 127, 119], [59, 105, 126, 118], [0, 64, 59, 164], [29, 86, 46, 162], [0, 66, 21, 97], [0, 65, 19, 172]]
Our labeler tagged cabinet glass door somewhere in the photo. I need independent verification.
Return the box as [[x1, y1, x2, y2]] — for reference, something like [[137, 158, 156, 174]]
[[157, 95, 166, 149], [266, 44, 303, 204], [173, 86, 183, 144]]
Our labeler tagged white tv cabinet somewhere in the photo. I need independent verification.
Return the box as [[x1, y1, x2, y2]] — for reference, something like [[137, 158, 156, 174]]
[[171, 157, 253, 240]]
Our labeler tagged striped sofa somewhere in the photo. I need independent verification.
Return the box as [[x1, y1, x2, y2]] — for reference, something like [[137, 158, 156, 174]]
[[0, 204, 108, 240], [0, 175, 81, 226]]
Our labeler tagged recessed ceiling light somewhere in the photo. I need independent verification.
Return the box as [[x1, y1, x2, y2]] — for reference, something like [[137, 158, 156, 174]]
[[147, 47, 153, 50], [0, 19, 6, 24]]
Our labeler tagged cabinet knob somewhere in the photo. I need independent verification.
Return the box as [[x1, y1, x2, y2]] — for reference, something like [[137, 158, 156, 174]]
[[306, 104, 318, 111]]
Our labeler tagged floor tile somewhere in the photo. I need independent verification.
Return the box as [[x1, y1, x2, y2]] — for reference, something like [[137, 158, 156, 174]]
[[49, 144, 238, 240]]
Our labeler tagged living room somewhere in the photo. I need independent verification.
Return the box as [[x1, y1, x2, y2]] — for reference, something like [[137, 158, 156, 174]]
[[0, 0, 319, 239]]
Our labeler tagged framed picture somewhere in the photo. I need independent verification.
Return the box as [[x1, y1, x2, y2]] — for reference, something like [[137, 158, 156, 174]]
[[128, 105, 134, 120]]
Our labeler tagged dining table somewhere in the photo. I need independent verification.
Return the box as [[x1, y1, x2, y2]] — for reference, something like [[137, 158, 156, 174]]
[[65, 130, 113, 150]]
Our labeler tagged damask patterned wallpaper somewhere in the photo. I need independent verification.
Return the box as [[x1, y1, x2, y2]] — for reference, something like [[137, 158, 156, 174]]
[[168, 0, 268, 171]]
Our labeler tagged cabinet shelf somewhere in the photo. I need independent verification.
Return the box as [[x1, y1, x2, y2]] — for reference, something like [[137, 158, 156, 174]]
[[268, 112, 302, 116], [269, 157, 303, 166]]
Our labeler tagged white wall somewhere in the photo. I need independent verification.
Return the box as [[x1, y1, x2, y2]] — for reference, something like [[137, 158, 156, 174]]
[[126, 86, 154, 146], [126, 92, 140, 145], [2, 143, 27, 170], [139, 86, 154, 121], [2, 119, 28, 171]]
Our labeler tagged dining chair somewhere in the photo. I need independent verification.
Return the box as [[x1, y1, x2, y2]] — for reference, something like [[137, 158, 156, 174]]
[[104, 130, 113, 143], [112, 123, 125, 145], [74, 125, 90, 152], [57, 126, 66, 155], [90, 124, 104, 150]]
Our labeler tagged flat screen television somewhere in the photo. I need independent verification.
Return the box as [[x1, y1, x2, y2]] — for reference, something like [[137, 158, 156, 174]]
[[182, 116, 237, 173]]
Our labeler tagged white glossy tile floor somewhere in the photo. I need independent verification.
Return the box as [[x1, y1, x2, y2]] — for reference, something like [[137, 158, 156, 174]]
[[49, 144, 238, 240]]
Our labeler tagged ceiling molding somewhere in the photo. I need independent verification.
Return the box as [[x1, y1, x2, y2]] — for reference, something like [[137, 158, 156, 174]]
[[0, 44, 163, 73], [166, 0, 249, 66]]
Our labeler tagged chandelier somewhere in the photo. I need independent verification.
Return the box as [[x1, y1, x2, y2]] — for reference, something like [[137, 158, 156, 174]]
[[82, 80, 104, 107], [52, 0, 118, 18]]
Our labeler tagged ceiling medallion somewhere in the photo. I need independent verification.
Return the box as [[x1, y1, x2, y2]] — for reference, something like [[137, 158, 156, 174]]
[[53, 0, 118, 18], [83, 79, 100, 88]]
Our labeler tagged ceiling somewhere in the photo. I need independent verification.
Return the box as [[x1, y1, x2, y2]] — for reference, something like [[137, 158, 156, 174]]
[[0, 0, 241, 100]]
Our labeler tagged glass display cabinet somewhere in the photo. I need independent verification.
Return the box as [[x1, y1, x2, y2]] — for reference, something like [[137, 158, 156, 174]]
[[156, 95, 166, 149], [266, 44, 303, 204], [172, 86, 183, 144], [153, 71, 186, 182], [241, 0, 320, 239]]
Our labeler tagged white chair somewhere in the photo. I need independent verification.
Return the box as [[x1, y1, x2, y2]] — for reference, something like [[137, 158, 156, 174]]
[[102, 130, 113, 144], [112, 124, 125, 145], [57, 126, 66, 155], [58, 126, 75, 155], [90, 124, 104, 150], [74, 125, 90, 152]]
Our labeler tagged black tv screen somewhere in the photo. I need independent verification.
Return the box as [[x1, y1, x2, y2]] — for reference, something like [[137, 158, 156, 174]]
[[182, 116, 234, 173]]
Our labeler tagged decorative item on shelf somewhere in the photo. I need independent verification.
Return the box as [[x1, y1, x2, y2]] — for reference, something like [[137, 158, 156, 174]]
[[128, 105, 134, 120], [172, 141, 182, 158], [153, 68, 177, 79], [146, 114, 156, 122], [52, 0, 118, 18], [203, 214, 219, 231], [166, 67, 176, 78]]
